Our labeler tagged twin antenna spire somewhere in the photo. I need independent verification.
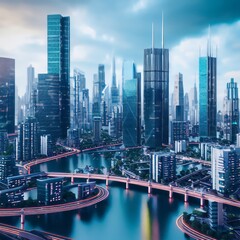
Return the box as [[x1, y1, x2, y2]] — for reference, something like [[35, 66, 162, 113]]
[[152, 12, 164, 50]]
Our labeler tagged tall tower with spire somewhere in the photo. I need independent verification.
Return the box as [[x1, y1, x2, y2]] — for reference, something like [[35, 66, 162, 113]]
[[199, 27, 217, 139], [111, 57, 119, 106], [144, 15, 169, 149]]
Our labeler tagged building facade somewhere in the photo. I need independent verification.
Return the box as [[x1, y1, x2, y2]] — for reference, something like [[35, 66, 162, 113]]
[[37, 177, 63, 205], [0, 57, 15, 134], [223, 78, 239, 143], [36, 74, 61, 141], [199, 56, 217, 138], [144, 30, 169, 149], [47, 14, 70, 139], [122, 61, 141, 147], [151, 152, 176, 182]]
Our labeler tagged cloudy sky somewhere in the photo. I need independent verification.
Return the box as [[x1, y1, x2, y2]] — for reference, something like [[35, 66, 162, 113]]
[[0, 0, 240, 107]]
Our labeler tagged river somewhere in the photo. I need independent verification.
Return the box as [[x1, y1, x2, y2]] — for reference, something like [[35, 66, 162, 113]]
[[0, 153, 200, 240]]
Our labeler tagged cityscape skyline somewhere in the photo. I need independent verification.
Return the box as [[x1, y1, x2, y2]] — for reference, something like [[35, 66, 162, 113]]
[[0, 0, 239, 107]]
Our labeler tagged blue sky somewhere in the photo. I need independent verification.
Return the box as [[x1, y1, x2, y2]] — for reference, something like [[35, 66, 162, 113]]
[[0, 0, 240, 106]]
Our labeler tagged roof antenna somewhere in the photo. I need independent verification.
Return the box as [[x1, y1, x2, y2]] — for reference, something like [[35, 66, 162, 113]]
[[152, 22, 154, 50], [162, 12, 164, 49]]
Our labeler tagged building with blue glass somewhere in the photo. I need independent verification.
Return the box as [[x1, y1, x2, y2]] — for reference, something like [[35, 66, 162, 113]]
[[0, 57, 15, 134], [36, 74, 61, 141], [223, 78, 239, 143], [144, 25, 169, 149], [199, 55, 217, 139], [47, 14, 70, 139], [122, 61, 141, 147]]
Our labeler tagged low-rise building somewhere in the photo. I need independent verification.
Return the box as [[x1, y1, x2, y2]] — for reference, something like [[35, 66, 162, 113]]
[[37, 177, 63, 205], [151, 152, 176, 183], [78, 182, 96, 200]]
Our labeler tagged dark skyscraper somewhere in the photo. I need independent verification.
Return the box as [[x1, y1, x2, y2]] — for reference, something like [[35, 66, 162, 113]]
[[122, 61, 141, 147], [47, 14, 70, 139], [36, 74, 61, 141], [223, 78, 239, 143], [0, 57, 15, 134], [98, 64, 106, 95], [199, 49, 217, 138], [144, 22, 169, 149]]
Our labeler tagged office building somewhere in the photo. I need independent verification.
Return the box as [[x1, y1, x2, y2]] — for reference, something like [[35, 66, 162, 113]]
[[144, 22, 169, 149], [78, 182, 96, 200], [171, 121, 188, 146], [151, 152, 176, 182], [17, 117, 39, 162], [36, 74, 60, 141], [199, 48, 217, 138], [209, 201, 224, 229], [37, 177, 63, 205], [0, 155, 17, 181], [93, 116, 101, 143], [111, 57, 119, 106], [223, 78, 239, 143], [0, 57, 15, 134], [211, 146, 240, 194], [189, 82, 198, 125], [40, 134, 53, 156], [0, 132, 8, 154], [47, 14, 70, 139], [172, 73, 184, 121], [122, 61, 141, 147]]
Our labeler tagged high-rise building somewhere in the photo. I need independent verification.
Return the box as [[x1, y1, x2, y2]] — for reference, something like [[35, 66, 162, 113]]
[[211, 146, 240, 194], [223, 78, 239, 143], [25, 65, 35, 117], [98, 64, 106, 96], [93, 116, 102, 143], [189, 81, 198, 125], [0, 155, 17, 181], [199, 50, 217, 138], [184, 93, 189, 122], [0, 57, 15, 134], [92, 73, 101, 118], [172, 73, 184, 121], [47, 14, 70, 139], [144, 22, 169, 149], [17, 117, 39, 162], [111, 57, 119, 106], [36, 74, 61, 141], [209, 201, 224, 229], [71, 69, 86, 129], [151, 152, 176, 182], [171, 121, 188, 146], [122, 61, 141, 147], [81, 89, 90, 131]]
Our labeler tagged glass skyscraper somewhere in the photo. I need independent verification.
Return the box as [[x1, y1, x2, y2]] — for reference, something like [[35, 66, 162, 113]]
[[0, 57, 15, 134], [199, 56, 217, 138], [36, 74, 61, 141], [223, 78, 239, 143], [122, 61, 141, 147], [144, 46, 169, 149], [47, 14, 70, 139]]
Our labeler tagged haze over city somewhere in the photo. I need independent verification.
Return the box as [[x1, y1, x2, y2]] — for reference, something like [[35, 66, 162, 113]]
[[0, 0, 240, 104]]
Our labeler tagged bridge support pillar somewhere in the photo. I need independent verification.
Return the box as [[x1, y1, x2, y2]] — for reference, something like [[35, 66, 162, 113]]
[[20, 212, 25, 230], [148, 181, 152, 194], [184, 192, 188, 202], [106, 178, 109, 186], [126, 178, 129, 189], [200, 194, 204, 207], [71, 176, 74, 184], [169, 186, 173, 199]]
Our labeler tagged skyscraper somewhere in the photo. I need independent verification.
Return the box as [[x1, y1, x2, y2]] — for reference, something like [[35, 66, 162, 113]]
[[199, 44, 217, 138], [122, 61, 141, 147], [47, 14, 70, 139], [0, 57, 15, 134], [189, 81, 198, 125], [36, 74, 61, 141], [98, 64, 106, 95], [111, 57, 119, 106], [25, 65, 35, 117], [223, 78, 239, 143], [172, 73, 184, 121], [144, 22, 169, 149]]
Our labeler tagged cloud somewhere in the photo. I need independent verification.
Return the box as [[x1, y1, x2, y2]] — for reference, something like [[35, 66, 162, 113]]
[[132, 0, 149, 12], [79, 25, 97, 39]]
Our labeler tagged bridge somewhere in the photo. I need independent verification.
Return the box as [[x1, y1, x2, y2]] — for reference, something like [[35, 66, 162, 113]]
[[47, 172, 240, 209], [176, 155, 211, 166]]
